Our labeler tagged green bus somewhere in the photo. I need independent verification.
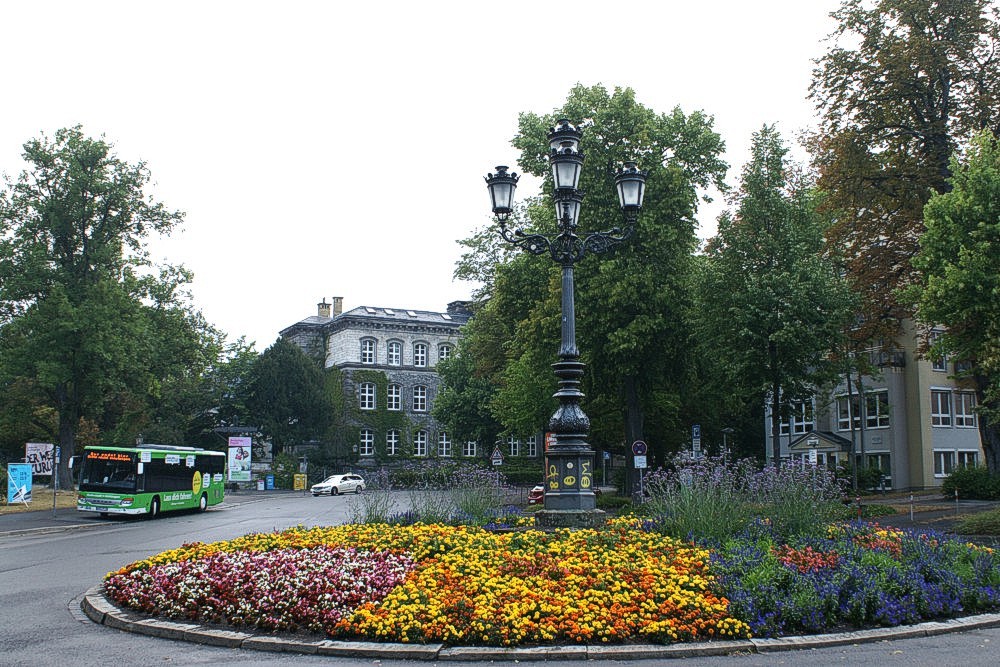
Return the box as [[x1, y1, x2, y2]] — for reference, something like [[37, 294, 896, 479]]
[[77, 444, 226, 517]]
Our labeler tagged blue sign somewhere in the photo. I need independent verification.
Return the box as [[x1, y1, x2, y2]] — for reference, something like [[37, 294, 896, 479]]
[[692, 424, 701, 440], [603, 451, 611, 460], [7, 463, 32, 504]]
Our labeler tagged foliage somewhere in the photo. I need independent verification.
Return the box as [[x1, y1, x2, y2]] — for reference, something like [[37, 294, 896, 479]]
[[713, 522, 1000, 637], [388, 459, 513, 525], [955, 508, 1000, 536], [270, 452, 298, 489], [698, 126, 854, 461], [809, 0, 1000, 342], [453, 85, 728, 497], [103, 518, 1000, 646], [942, 466, 1000, 501], [245, 338, 334, 452], [909, 130, 1000, 471], [643, 455, 846, 542], [0, 126, 217, 484]]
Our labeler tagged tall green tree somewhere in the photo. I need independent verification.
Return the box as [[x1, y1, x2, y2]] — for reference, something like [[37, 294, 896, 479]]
[[909, 130, 1000, 472], [246, 338, 334, 453], [809, 0, 1000, 343], [0, 127, 189, 485], [699, 126, 854, 463], [456, 85, 727, 492]]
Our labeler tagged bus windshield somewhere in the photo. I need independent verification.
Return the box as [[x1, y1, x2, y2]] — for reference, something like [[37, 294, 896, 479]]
[[79, 451, 137, 492]]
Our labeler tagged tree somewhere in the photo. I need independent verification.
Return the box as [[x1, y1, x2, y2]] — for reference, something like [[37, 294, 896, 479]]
[[809, 0, 1000, 342], [698, 126, 855, 463], [455, 85, 727, 493], [246, 338, 334, 453], [0, 127, 188, 485], [909, 130, 1000, 472]]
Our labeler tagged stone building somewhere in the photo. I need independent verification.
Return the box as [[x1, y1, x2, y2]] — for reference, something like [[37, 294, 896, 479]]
[[280, 297, 479, 464], [764, 320, 985, 490]]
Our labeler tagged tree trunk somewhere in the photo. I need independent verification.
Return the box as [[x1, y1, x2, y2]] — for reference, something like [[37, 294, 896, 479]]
[[55, 383, 77, 491], [770, 379, 782, 465], [975, 374, 999, 473], [622, 374, 644, 498]]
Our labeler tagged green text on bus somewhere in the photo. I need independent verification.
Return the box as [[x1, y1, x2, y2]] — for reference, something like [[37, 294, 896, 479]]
[[77, 444, 225, 517]]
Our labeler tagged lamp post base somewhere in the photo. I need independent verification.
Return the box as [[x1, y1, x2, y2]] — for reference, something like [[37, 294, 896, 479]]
[[534, 508, 607, 530]]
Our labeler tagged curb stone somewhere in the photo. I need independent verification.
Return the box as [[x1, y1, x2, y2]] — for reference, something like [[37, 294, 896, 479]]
[[81, 585, 1000, 661]]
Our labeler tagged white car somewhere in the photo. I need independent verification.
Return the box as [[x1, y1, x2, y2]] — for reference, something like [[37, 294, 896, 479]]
[[310, 474, 365, 496]]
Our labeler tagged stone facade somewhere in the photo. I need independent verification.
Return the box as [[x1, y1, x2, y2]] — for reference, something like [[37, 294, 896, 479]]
[[280, 298, 475, 464]]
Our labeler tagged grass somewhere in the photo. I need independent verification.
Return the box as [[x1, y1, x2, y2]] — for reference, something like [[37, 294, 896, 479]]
[[0, 489, 77, 514]]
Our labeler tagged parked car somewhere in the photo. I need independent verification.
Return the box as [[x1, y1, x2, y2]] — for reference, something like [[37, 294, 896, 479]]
[[311, 474, 365, 496], [527, 484, 601, 505]]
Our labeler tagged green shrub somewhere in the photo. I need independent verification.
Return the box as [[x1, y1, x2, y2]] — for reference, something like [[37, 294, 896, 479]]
[[942, 466, 1000, 500], [955, 508, 1000, 535], [596, 493, 632, 511]]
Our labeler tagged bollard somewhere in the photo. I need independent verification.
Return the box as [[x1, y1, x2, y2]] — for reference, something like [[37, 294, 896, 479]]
[[856, 496, 862, 520], [955, 488, 959, 516], [909, 493, 914, 522]]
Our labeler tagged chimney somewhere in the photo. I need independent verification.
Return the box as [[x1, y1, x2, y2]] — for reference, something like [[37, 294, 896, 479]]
[[332, 296, 344, 316], [317, 299, 331, 318]]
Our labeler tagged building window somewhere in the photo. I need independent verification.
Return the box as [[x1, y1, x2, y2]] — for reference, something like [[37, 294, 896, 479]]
[[361, 338, 377, 365], [936, 450, 978, 477], [934, 450, 955, 477], [387, 341, 402, 366], [463, 440, 477, 457], [359, 429, 374, 457], [359, 383, 376, 411], [438, 344, 452, 362], [775, 401, 814, 435], [508, 435, 520, 457], [387, 383, 401, 411], [865, 390, 890, 429], [438, 432, 452, 457], [414, 430, 427, 457], [955, 392, 977, 428], [526, 435, 538, 457], [413, 343, 428, 367], [866, 453, 891, 489], [412, 385, 427, 412], [958, 451, 979, 469], [931, 389, 952, 427], [386, 430, 399, 456], [930, 332, 948, 372], [837, 395, 861, 431]]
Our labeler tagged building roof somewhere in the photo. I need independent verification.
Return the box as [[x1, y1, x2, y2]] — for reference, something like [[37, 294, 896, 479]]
[[279, 302, 470, 339]]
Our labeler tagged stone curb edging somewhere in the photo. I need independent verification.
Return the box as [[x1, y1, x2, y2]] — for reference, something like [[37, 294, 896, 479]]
[[80, 584, 1000, 661]]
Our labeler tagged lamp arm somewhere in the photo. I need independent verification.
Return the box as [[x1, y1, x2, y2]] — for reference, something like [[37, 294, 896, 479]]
[[498, 224, 552, 256]]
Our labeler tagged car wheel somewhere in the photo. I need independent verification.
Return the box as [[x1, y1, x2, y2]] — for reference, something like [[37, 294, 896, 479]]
[[149, 497, 160, 518], [331, 487, 339, 496], [199, 493, 208, 512], [355, 485, 363, 494]]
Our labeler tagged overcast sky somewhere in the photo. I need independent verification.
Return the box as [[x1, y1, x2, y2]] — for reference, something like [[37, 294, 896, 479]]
[[1, 0, 842, 350]]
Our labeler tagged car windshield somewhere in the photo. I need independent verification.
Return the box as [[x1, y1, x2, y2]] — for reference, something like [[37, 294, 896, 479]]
[[321, 476, 340, 484]]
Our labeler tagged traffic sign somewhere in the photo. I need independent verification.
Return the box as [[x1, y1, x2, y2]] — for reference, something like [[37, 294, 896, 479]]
[[491, 447, 504, 466], [634, 455, 647, 469], [692, 424, 701, 452], [631, 440, 647, 456]]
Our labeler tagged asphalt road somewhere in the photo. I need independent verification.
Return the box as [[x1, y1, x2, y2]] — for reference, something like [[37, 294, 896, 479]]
[[2, 492, 1000, 666]]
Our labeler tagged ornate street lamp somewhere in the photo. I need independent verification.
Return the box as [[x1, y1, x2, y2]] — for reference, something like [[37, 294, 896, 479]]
[[485, 119, 646, 528]]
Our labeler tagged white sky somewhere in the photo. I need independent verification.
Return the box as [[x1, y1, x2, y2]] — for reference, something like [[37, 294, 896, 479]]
[[0, 0, 841, 350]]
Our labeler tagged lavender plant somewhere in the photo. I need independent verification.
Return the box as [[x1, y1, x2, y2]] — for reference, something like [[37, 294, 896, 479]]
[[347, 467, 398, 524], [643, 455, 846, 542]]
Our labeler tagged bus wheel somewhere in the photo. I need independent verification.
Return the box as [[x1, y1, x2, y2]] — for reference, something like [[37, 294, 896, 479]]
[[330, 487, 339, 496], [199, 493, 208, 512], [149, 497, 160, 518]]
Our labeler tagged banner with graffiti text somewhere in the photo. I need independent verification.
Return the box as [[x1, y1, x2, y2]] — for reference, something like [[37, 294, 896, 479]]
[[25, 442, 55, 475], [227, 437, 252, 482]]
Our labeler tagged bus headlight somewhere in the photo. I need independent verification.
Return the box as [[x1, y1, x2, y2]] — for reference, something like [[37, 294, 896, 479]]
[[121, 497, 134, 506]]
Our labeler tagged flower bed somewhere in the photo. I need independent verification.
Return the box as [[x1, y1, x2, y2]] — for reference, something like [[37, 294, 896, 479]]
[[103, 517, 1000, 647]]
